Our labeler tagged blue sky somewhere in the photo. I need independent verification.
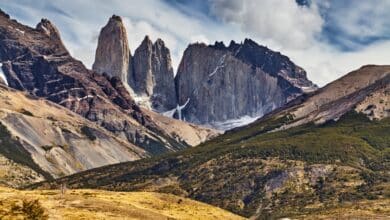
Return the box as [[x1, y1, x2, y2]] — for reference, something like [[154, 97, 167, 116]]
[[1, 0, 390, 86]]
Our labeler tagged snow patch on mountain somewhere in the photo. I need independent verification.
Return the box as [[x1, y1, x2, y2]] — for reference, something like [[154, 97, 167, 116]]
[[208, 115, 261, 131], [209, 54, 226, 77], [0, 63, 8, 86], [162, 98, 190, 120]]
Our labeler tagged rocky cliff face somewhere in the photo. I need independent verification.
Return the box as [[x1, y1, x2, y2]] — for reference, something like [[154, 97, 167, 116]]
[[131, 36, 177, 112], [92, 15, 130, 84], [175, 40, 317, 129], [0, 10, 216, 157], [92, 16, 316, 130], [93, 17, 177, 112]]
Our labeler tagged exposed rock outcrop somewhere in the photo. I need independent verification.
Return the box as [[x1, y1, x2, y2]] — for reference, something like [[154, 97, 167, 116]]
[[175, 40, 317, 129], [131, 36, 177, 111], [92, 17, 177, 112], [0, 85, 146, 186], [92, 15, 131, 84], [0, 11, 217, 158], [92, 16, 317, 130]]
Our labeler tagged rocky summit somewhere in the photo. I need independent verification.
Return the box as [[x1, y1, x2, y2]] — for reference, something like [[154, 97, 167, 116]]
[[131, 36, 177, 112], [175, 40, 317, 129], [92, 15, 131, 84], [92, 16, 317, 130], [93, 17, 177, 112], [0, 10, 217, 158]]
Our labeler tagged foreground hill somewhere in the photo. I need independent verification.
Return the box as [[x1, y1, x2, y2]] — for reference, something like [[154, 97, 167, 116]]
[[0, 187, 243, 219], [33, 65, 390, 218]]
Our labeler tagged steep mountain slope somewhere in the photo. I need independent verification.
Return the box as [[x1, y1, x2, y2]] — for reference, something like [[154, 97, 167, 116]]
[[92, 15, 131, 84], [34, 65, 389, 219], [174, 40, 317, 129], [92, 16, 316, 130], [0, 10, 217, 155], [93, 16, 177, 112], [224, 65, 390, 143], [0, 85, 148, 187], [131, 36, 177, 112]]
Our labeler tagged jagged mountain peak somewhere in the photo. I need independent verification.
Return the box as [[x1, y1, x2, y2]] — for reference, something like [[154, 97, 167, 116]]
[[36, 18, 62, 40], [0, 9, 10, 19], [138, 35, 153, 49], [175, 38, 316, 129], [92, 14, 130, 81], [0, 10, 217, 163], [139, 36, 166, 48], [110, 14, 122, 22], [131, 35, 177, 111], [154, 38, 166, 47]]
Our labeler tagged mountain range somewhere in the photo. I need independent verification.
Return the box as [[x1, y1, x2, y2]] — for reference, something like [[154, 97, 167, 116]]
[[0, 8, 389, 220], [92, 15, 316, 130], [0, 10, 217, 184], [33, 64, 390, 218]]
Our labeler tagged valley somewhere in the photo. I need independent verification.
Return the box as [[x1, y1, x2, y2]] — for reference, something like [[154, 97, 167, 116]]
[[0, 4, 389, 220]]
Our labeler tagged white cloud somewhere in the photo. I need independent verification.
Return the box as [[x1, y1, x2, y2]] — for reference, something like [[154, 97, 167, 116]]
[[0, 0, 390, 87], [209, 0, 324, 49], [0, 0, 238, 73], [207, 0, 390, 86]]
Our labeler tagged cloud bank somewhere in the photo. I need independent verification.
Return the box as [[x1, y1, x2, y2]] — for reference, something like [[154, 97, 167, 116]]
[[0, 0, 389, 86]]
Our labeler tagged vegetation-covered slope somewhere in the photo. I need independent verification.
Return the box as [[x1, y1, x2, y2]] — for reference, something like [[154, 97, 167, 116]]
[[34, 111, 390, 218], [33, 65, 390, 218]]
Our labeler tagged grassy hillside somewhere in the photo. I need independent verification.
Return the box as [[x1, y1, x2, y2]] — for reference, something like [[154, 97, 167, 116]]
[[0, 187, 244, 219], [35, 111, 390, 218]]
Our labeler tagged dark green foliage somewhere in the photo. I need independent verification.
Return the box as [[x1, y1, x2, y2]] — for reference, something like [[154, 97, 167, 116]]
[[80, 126, 96, 141]]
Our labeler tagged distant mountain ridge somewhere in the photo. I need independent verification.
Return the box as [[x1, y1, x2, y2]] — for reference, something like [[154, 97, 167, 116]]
[[92, 16, 317, 130]]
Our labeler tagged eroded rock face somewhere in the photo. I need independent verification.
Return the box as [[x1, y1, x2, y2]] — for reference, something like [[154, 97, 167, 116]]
[[92, 16, 177, 112], [91, 15, 317, 129], [0, 85, 146, 184], [175, 40, 317, 129], [92, 15, 131, 83], [131, 36, 177, 111], [0, 11, 208, 156]]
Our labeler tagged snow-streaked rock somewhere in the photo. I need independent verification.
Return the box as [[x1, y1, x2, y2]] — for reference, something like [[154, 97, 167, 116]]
[[0, 63, 7, 86], [131, 36, 177, 112], [175, 40, 316, 128]]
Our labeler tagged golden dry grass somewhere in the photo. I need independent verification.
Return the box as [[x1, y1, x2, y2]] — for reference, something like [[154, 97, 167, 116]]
[[295, 199, 390, 219], [0, 187, 245, 219]]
